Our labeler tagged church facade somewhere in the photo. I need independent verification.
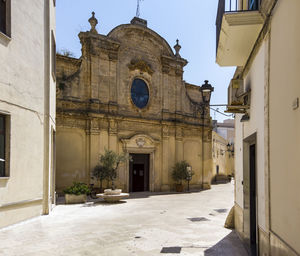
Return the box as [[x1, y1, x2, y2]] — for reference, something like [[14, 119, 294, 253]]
[[56, 14, 213, 193]]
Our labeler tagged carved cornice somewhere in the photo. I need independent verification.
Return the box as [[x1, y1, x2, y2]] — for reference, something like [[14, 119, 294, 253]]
[[56, 54, 81, 67], [161, 55, 188, 67], [78, 32, 120, 58], [56, 99, 213, 129], [128, 59, 154, 75]]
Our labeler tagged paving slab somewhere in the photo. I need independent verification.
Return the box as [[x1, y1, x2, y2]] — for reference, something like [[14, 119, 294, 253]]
[[0, 183, 248, 256]]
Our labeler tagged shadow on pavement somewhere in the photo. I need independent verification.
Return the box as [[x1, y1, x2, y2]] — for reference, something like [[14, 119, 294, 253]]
[[204, 231, 248, 256], [56, 190, 204, 205], [127, 190, 203, 200]]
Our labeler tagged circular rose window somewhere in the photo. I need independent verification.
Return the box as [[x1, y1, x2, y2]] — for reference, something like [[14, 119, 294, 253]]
[[131, 78, 149, 109]]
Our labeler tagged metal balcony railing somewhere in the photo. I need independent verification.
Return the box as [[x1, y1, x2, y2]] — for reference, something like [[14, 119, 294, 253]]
[[216, 0, 260, 53]]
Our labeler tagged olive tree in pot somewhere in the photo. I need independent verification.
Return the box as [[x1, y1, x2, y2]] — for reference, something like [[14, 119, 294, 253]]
[[172, 160, 190, 192], [92, 164, 108, 193], [63, 182, 91, 204], [99, 149, 130, 195]]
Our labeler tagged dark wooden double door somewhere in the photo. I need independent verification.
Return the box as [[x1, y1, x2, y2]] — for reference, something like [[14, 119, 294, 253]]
[[129, 154, 149, 192]]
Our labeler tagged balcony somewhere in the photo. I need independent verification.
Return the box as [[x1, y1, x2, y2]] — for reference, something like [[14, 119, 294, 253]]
[[216, 0, 264, 66]]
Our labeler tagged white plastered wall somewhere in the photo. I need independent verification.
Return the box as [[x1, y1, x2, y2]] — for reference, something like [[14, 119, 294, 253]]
[[235, 41, 267, 230], [269, 0, 300, 253]]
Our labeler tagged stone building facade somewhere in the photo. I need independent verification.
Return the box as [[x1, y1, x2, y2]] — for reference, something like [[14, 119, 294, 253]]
[[56, 15, 213, 193], [212, 131, 234, 183]]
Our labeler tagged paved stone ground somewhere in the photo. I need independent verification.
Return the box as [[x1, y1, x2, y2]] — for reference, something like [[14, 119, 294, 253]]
[[0, 183, 248, 256]]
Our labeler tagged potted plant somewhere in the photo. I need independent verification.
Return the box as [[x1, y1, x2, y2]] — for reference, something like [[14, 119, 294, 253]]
[[98, 149, 131, 193], [92, 164, 108, 193], [63, 182, 91, 204], [172, 160, 190, 192]]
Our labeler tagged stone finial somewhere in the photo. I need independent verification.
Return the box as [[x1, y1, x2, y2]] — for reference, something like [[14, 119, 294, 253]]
[[88, 12, 98, 34], [174, 39, 181, 58]]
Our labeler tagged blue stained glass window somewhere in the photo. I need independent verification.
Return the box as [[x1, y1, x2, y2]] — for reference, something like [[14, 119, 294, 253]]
[[131, 79, 149, 109]]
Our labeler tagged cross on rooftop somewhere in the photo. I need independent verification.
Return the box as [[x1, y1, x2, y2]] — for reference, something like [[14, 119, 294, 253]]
[[136, 0, 144, 18]]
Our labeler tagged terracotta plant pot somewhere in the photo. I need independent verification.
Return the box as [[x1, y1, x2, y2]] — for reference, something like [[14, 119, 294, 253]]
[[175, 184, 184, 192], [65, 194, 87, 204]]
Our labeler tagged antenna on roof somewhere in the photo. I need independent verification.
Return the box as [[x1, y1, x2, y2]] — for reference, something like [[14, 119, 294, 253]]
[[136, 0, 144, 18]]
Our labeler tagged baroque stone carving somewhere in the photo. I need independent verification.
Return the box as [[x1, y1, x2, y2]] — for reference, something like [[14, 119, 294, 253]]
[[136, 137, 146, 148], [128, 59, 154, 75]]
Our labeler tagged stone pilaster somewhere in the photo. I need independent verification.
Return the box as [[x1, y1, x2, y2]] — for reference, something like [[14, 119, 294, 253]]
[[108, 118, 118, 152], [161, 124, 170, 191]]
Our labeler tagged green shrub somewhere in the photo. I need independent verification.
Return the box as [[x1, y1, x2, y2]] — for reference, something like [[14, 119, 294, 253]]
[[171, 160, 190, 185], [63, 182, 91, 195], [97, 149, 131, 190]]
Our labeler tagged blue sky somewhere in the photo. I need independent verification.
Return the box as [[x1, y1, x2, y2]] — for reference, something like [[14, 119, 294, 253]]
[[56, 0, 235, 121]]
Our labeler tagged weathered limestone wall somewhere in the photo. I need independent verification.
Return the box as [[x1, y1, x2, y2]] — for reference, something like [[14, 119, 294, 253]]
[[56, 115, 211, 192], [56, 17, 213, 193], [212, 131, 234, 181]]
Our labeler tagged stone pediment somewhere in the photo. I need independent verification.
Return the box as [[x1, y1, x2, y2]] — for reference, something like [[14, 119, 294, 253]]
[[121, 134, 159, 150], [128, 59, 154, 75]]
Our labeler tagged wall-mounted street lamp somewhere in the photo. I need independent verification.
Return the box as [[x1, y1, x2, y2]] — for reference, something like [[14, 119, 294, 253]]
[[226, 142, 234, 157], [199, 80, 214, 189], [227, 143, 231, 151], [200, 80, 214, 107]]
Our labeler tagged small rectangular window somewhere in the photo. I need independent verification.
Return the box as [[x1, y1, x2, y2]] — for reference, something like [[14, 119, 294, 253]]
[[0, 114, 6, 177]]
